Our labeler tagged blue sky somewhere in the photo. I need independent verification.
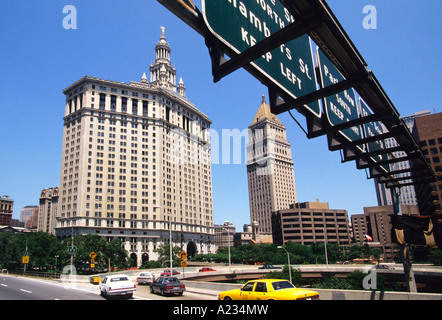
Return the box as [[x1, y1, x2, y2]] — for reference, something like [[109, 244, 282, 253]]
[[0, 1, 440, 231]]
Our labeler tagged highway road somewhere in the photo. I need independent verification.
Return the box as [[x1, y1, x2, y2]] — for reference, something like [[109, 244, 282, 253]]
[[0, 274, 102, 300], [0, 274, 216, 300]]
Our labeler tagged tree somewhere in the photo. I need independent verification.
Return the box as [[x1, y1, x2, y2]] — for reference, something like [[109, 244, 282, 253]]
[[0, 232, 17, 269], [154, 243, 182, 268], [26, 232, 62, 270], [428, 249, 442, 266], [0, 231, 62, 270], [104, 238, 129, 270], [61, 235, 129, 272], [267, 265, 303, 285]]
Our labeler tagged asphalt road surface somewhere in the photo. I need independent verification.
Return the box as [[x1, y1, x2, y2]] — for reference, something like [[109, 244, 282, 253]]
[[0, 274, 102, 300], [0, 275, 216, 300]]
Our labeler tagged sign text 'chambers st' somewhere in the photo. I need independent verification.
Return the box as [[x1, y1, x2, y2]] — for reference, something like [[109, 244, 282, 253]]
[[202, 0, 321, 117]]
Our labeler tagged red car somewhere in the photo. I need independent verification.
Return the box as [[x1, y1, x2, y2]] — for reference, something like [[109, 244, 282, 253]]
[[199, 267, 216, 272], [161, 269, 180, 276]]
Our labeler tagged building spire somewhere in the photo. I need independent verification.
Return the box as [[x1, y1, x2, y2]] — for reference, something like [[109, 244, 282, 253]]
[[178, 77, 186, 97], [150, 26, 177, 90], [252, 95, 281, 124]]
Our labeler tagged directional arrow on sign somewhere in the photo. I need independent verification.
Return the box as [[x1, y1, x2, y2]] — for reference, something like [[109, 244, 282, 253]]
[[179, 250, 188, 260]]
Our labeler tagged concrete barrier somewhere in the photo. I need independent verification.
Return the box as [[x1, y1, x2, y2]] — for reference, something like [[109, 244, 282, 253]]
[[182, 280, 442, 300]]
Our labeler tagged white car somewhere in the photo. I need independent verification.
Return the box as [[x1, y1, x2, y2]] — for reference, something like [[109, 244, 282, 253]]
[[137, 272, 154, 285], [99, 274, 136, 299]]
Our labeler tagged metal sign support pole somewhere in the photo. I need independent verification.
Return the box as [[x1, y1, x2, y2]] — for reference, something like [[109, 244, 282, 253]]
[[391, 186, 417, 292]]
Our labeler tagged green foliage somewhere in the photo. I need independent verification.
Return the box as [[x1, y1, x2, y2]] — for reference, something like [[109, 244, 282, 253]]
[[428, 249, 442, 266], [62, 235, 129, 272], [267, 265, 303, 285], [0, 231, 62, 270], [0, 232, 129, 273], [153, 243, 182, 268]]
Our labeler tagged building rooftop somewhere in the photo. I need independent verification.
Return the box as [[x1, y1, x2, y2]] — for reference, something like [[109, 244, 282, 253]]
[[251, 95, 281, 125]]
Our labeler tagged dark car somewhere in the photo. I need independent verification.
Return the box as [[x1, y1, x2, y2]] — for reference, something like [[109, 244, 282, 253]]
[[150, 276, 185, 296], [258, 265, 282, 269]]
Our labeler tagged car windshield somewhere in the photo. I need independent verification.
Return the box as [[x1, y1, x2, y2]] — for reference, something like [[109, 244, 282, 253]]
[[271, 281, 295, 290], [110, 276, 129, 282]]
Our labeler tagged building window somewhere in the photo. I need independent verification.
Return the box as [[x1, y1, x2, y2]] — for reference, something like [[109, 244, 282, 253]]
[[99, 93, 106, 110]]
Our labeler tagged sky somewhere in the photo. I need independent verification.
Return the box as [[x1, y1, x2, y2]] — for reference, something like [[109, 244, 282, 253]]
[[0, 0, 440, 231]]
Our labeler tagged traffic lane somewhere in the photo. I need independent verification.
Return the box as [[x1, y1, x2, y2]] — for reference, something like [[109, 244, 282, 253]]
[[134, 284, 217, 300], [0, 277, 35, 300], [0, 275, 104, 300]]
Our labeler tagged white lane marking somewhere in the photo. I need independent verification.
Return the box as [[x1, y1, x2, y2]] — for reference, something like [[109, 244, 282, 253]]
[[1, 284, 8, 287], [20, 289, 32, 294]]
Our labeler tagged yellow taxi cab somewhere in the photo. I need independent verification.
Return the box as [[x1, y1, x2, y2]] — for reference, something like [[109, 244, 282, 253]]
[[218, 279, 319, 300]]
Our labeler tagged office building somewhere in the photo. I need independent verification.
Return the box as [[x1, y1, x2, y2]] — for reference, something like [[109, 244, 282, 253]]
[[412, 111, 442, 217], [247, 96, 296, 236], [351, 205, 419, 261], [375, 112, 427, 207], [271, 200, 351, 246], [20, 205, 39, 229], [214, 221, 235, 249], [38, 187, 59, 234], [56, 28, 215, 266]]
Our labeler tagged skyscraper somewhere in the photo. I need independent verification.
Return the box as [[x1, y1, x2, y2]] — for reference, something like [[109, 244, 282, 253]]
[[374, 111, 426, 207], [38, 187, 59, 234], [247, 96, 296, 236], [413, 111, 442, 217], [56, 28, 215, 266]]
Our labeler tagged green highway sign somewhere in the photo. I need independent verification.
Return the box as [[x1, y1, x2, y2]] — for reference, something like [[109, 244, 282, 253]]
[[359, 98, 390, 173], [202, 0, 320, 117], [68, 246, 77, 256], [317, 48, 362, 146]]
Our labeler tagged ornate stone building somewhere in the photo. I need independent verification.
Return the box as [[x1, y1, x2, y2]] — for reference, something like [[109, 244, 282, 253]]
[[247, 96, 297, 236], [38, 187, 59, 234], [56, 28, 215, 266]]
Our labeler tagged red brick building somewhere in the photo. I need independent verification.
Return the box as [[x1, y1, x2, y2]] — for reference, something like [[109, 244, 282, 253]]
[[0, 196, 14, 226]]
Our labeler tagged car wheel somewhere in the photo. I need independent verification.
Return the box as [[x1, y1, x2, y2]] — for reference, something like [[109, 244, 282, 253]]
[[224, 296, 232, 300]]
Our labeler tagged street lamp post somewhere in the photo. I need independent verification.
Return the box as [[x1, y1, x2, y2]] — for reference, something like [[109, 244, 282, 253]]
[[223, 227, 231, 272], [168, 212, 173, 275], [16, 231, 30, 275], [277, 246, 292, 284]]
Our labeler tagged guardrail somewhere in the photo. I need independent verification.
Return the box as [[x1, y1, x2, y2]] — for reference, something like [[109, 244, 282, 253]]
[[182, 280, 442, 300], [6, 270, 62, 280]]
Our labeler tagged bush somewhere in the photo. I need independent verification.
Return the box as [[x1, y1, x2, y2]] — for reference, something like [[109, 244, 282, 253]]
[[428, 249, 442, 266]]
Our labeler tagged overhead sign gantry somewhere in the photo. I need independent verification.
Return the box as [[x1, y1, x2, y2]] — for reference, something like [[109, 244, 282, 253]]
[[157, 0, 435, 197], [157, 0, 439, 292]]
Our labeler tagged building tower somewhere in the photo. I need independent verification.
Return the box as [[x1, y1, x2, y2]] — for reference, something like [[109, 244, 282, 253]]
[[149, 27, 177, 91], [38, 187, 59, 234], [247, 96, 297, 236], [56, 28, 214, 266]]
